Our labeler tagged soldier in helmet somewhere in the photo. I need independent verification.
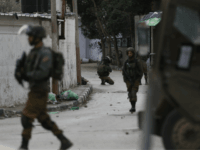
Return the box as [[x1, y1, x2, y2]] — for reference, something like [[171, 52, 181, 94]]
[[122, 47, 143, 113], [97, 56, 114, 85], [15, 25, 73, 150], [136, 51, 150, 85]]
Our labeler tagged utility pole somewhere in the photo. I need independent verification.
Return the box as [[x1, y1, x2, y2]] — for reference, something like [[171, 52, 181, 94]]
[[51, 0, 59, 94], [73, 0, 81, 85]]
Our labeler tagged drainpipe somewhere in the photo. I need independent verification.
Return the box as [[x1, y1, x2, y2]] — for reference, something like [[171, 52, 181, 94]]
[[51, 0, 59, 94], [73, 0, 81, 85]]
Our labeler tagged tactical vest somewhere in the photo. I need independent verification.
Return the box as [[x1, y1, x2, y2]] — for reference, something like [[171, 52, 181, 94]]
[[97, 64, 110, 76], [125, 59, 137, 78], [25, 49, 40, 74]]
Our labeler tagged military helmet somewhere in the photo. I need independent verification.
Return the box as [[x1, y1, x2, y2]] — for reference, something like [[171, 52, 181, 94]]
[[26, 25, 46, 39], [126, 47, 135, 55], [18, 25, 46, 39], [103, 56, 112, 63]]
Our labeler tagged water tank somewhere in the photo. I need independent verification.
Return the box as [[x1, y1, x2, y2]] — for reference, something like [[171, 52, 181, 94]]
[[21, 0, 49, 13]]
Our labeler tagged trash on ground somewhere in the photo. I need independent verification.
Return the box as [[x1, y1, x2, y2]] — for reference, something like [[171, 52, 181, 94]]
[[48, 92, 59, 104], [57, 90, 79, 101], [81, 76, 89, 85], [71, 107, 79, 110], [49, 112, 59, 114]]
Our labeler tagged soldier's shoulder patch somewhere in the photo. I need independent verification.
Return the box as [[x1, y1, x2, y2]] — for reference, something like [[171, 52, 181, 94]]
[[42, 56, 49, 62]]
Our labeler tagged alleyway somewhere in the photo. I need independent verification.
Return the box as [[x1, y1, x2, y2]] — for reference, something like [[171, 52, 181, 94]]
[[0, 63, 164, 150]]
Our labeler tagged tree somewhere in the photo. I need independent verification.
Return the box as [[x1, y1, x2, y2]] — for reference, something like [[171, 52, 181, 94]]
[[66, 0, 154, 67]]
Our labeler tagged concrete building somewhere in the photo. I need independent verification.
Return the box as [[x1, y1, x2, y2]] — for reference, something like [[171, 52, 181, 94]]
[[0, 12, 77, 107], [79, 19, 102, 62]]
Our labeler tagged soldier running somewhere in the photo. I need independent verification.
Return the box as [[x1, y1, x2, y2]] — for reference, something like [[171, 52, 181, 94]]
[[122, 47, 143, 113], [97, 56, 114, 85], [15, 25, 73, 150]]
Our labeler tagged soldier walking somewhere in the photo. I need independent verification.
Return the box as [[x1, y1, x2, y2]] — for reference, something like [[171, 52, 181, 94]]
[[136, 51, 150, 85], [97, 56, 114, 85], [15, 25, 73, 150], [122, 48, 143, 113]]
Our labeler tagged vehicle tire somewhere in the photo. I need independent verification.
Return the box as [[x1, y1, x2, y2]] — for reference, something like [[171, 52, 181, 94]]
[[161, 110, 200, 150]]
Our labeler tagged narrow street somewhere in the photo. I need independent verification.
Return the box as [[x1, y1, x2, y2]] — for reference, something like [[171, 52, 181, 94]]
[[0, 63, 164, 150]]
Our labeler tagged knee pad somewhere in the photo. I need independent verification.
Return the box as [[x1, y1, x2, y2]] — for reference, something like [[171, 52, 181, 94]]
[[21, 114, 33, 129]]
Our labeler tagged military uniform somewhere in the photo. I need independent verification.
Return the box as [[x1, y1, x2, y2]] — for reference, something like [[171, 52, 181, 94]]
[[122, 48, 143, 112], [15, 25, 72, 150], [136, 52, 150, 84], [97, 56, 114, 85]]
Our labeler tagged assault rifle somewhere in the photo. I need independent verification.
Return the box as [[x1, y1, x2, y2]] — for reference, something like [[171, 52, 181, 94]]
[[14, 52, 27, 87]]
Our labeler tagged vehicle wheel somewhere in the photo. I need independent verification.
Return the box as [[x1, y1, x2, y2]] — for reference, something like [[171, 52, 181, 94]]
[[161, 110, 200, 150]]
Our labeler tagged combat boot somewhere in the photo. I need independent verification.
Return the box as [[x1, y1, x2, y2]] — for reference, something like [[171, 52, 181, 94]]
[[101, 79, 105, 85], [19, 138, 29, 150], [57, 133, 73, 150], [129, 101, 136, 113]]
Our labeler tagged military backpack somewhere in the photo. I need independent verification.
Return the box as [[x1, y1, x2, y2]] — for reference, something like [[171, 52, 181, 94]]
[[51, 50, 65, 80]]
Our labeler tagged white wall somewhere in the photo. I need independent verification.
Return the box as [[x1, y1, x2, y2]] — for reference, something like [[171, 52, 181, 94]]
[[59, 17, 77, 91], [0, 16, 77, 107], [0, 17, 41, 107], [88, 39, 102, 61]]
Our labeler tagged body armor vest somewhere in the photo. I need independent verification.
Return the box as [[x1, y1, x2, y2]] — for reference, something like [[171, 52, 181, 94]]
[[125, 59, 137, 78]]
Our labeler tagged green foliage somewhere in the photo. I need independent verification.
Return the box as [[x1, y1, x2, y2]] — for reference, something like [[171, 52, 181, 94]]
[[66, 0, 154, 39]]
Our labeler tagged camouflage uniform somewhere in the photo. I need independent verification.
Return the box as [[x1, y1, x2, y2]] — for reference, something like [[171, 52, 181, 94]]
[[21, 46, 63, 141], [122, 48, 143, 112], [136, 52, 150, 84], [97, 57, 114, 85], [16, 25, 72, 150]]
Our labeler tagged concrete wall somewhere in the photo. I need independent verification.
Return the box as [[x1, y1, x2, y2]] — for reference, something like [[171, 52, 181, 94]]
[[88, 39, 102, 61], [0, 17, 41, 107], [59, 17, 77, 91], [0, 16, 77, 107]]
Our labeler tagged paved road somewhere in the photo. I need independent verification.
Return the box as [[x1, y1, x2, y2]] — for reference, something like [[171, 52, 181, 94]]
[[0, 63, 165, 150]]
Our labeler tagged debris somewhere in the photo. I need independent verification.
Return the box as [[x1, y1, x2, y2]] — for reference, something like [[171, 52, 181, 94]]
[[48, 92, 58, 104], [8, 105, 15, 108], [56, 116, 59, 117], [126, 132, 129, 135], [71, 107, 79, 110], [84, 105, 88, 108], [110, 104, 112, 106], [49, 112, 59, 114], [117, 102, 121, 104], [82, 77, 89, 85], [17, 114, 21, 117], [58, 90, 79, 100]]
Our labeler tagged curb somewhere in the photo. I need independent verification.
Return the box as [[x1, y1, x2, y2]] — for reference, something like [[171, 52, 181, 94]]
[[1, 85, 93, 119]]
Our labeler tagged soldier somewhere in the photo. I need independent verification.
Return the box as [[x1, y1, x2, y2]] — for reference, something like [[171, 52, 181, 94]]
[[15, 25, 73, 150], [122, 47, 143, 113], [136, 51, 150, 85], [97, 56, 114, 85]]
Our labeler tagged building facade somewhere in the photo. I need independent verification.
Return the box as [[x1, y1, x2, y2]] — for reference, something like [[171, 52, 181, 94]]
[[0, 13, 77, 107]]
